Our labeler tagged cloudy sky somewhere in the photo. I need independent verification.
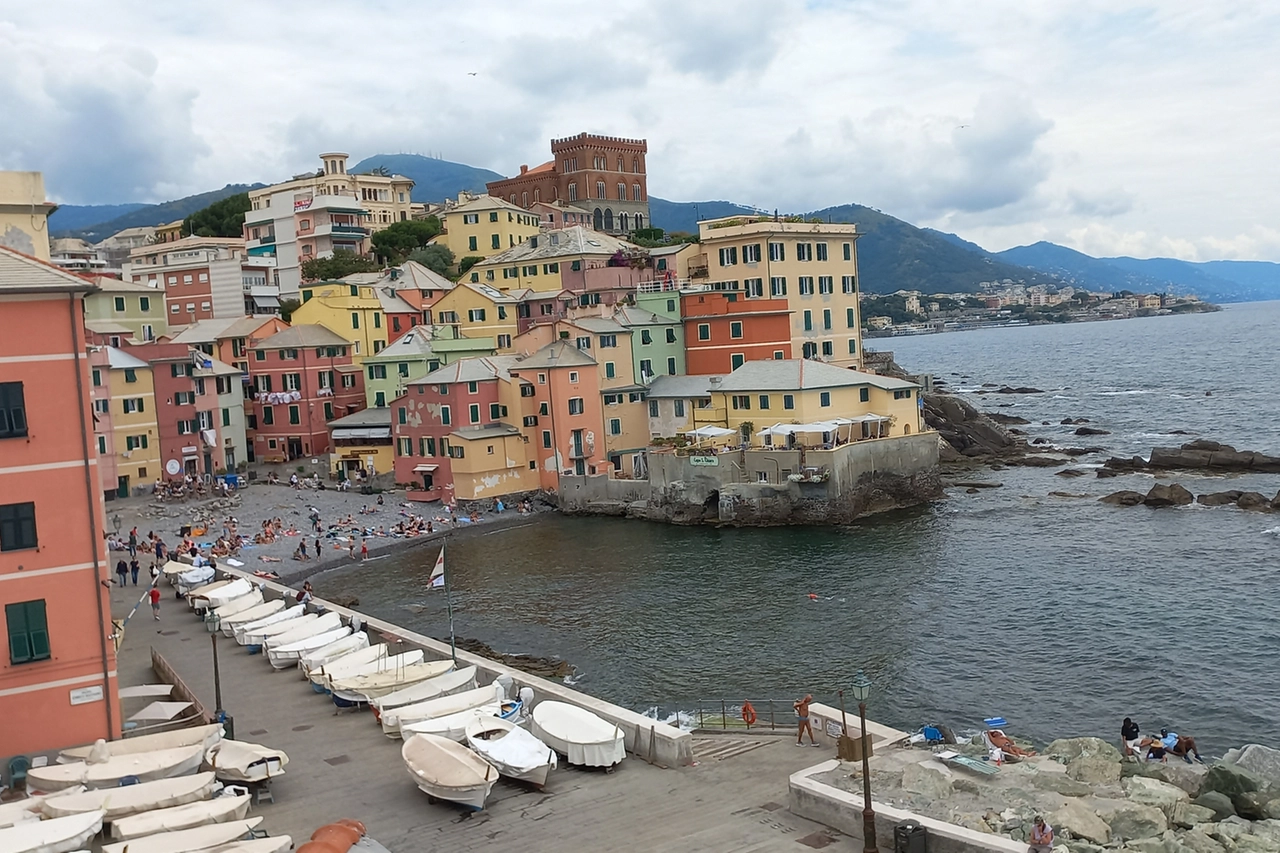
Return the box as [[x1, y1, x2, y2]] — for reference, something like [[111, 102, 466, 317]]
[[2, 1, 1277, 260]]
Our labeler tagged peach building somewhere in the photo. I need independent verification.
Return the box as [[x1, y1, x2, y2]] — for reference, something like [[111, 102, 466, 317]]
[[0, 247, 120, 758]]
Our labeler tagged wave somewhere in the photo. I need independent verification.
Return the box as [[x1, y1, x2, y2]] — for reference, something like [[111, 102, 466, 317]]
[[562, 672, 583, 686], [1264, 526, 1280, 537], [1099, 390, 1155, 396]]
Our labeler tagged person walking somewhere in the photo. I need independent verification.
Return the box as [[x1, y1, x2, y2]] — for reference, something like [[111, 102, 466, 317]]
[[115, 559, 129, 587], [314, 537, 321, 561], [299, 539, 309, 560], [149, 586, 162, 620], [129, 558, 140, 586], [127, 526, 138, 557], [360, 538, 368, 561], [794, 694, 819, 747]]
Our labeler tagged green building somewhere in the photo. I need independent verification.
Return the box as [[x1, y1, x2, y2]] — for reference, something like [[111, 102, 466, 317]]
[[362, 325, 496, 408], [616, 304, 685, 380], [82, 278, 169, 342]]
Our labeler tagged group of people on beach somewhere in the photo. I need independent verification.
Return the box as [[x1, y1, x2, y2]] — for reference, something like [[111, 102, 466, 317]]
[[1122, 717, 1204, 763]]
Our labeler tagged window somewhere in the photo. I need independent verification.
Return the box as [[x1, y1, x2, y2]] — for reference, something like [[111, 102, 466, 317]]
[[289, 405, 300, 425], [744, 278, 763, 298], [498, 305, 508, 319], [743, 243, 762, 264], [568, 183, 578, 201], [469, 403, 480, 424], [648, 399, 659, 417], [842, 275, 857, 294], [730, 321, 743, 339], [351, 312, 360, 329], [171, 304, 180, 314], [674, 399, 685, 417], [768, 242, 785, 262], [440, 438, 451, 457], [819, 276, 833, 295], [617, 182, 626, 200], [843, 242, 852, 261], [139, 296, 150, 311], [97, 435, 106, 453], [665, 329, 677, 345], [770, 277, 787, 296], [92, 369, 101, 387], [575, 336, 590, 350], [605, 362, 615, 379], [820, 391, 831, 407], [324, 402, 334, 419], [542, 430, 552, 448], [123, 397, 146, 413], [490, 211, 499, 222], [599, 334, 617, 348], [799, 277, 814, 296], [817, 243, 828, 261], [398, 438, 411, 456], [262, 406, 274, 425], [341, 373, 356, 388], [894, 389, 913, 400], [497, 334, 512, 348], [803, 310, 812, 331], [254, 350, 266, 361], [784, 394, 795, 410], [667, 357, 677, 374], [439, 405, 451, 426], [859, 387, 870, 403], [731, 353, 744, 370], [596, 181, 605, 199], [539, 402, 549, 416], [397, 363, 410, 378], [5, 599, 50, 663], [124, 368, 137, 383], [823, 309, 832, 330], [463, 213, 479, 225], [283, 373, 301, 391], [797, 243, 813, 262], [0, 383, 28, 439], [94, 399, 109, 415], [423, 436, 436, 456], [731, 395, 750, 410], [449, 445, 465, 459], [568, 398, 584, 415], [718, 247, 738, 266], [847, 308, 857, 328], [803, 342, 818, 358], [373, 313, 382, 329], [609, 418, 621, 436], [125, 434, 149, 450], [397, 407, 407, 425], [468, 381, 478, 394], [822, 340, 834, 356], [568, 371, 579, 383], [374, 392, 386, 408], [759, 395, 770, 410], [639, 359, 653, 377], [468, 236, 478, 252], [367, 364, 386, 380], [468, 308, 486, 322], [849, 338, 859, 354], [697, 323, 710, 341], [0, 502, 38, 552], [113, 296, 125, 312]]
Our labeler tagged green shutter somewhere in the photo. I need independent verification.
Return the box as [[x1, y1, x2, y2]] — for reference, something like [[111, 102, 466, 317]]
[[7, 602, 31, 663], [27, 602, 49, 659]]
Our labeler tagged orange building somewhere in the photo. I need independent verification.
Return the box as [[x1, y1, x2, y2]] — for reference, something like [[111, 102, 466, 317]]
[[0, 247, 120, 758], [505, 341, 607, 481], [681, 291, 793, 375]]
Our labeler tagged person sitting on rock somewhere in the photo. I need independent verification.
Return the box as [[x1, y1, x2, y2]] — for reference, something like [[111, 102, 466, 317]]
[[1028, 816, 1054, 853], [1160, 728, 1204, 764], [1121, 717, 1142, 757]]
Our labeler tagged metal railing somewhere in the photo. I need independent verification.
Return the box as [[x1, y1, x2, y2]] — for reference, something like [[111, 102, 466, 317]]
[[690, 699, 798, 732]]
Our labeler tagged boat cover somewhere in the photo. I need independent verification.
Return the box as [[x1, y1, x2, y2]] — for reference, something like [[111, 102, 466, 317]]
[[220, 600, 285, 636], [100, 816, 262, 853], [210, 589, 264, 620], [109, 793, 251, 840], [401, 733, 497, 789], [0, 809, 103, 853], [205, 740, 289, 781], [402, 704, 499, 741], [373, 665, 474, 712], [242, 612, 317, 645], [299, 632, 369, 674], [262, 612, 341, 651], [0, 789, 77, 829], [467, 717, 558, 776], [40, 772, 216, 820], [27, 745, 205, 792], [271, 626, 350, 659], [196, 578, 252, 609], [329, 656, 445, 699], [384, 682, 502, 731], [58, 724, 222, 764], [183, 578, 232, 601], [531, 701, 626, 767]]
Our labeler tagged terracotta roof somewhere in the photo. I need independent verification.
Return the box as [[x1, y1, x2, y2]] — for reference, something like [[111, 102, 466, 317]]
[[511, 340, 596, 369], [168, 316, 280, 344], [0, 246, 101, 294], [255, 324, 353, 349]]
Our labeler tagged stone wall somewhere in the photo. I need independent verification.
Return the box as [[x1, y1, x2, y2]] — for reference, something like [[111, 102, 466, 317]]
[[557, 475, 652, 515]]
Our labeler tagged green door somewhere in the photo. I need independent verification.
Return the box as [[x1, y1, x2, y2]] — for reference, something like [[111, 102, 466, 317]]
[[116, 476, 129, 499]]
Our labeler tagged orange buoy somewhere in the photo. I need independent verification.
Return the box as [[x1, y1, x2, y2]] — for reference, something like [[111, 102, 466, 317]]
[[808, 593, 819, 600], [741, 701, 758, 727]]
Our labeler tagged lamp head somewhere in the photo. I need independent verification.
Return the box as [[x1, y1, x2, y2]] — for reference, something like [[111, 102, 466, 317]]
[[851, 668, 872, 702]]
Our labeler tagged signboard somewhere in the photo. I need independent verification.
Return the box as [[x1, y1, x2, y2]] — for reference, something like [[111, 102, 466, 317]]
[[689, 455, 719, 467], [165, 459, 181, 476], [70, 685, 104, 706], [294, 192, 314, 212], [181, 445, 198, 454]]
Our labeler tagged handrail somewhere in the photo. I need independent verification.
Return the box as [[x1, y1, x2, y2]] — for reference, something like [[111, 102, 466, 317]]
[[648, 699, 800, 732]]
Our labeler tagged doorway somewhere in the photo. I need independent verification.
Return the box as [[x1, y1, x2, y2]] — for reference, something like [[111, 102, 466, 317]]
[[287, 438, 303, 460], [116, 475, 129, 499]]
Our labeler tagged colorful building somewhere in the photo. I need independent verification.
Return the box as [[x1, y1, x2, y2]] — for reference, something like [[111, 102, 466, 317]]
[[125, 236, 279, 321], [0, 246, 120, 757], [82, 278, 168, 342], [361, 325, 496, 409], [430, 281, 523, 350], [0, 171, 57, 260], [681, 290, 793, 375], [434, 194, 541, 261], [614, 305, 685, 379], [134, 343, 228, 479], [465, 226, 638, 294], [506, 342, 607, 481], [98, 347, 162, 497], [291, 280, 421, 361], [327, 407, 394, 481], [644, 374, 722, 438]]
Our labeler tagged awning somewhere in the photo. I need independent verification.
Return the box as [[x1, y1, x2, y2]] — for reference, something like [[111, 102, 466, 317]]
[[684, 426, 735, 438], [334, 363, 362, 373], [332, 427, 391, 439], [413, 464, 439, 473], [253, 294, 281, 309]]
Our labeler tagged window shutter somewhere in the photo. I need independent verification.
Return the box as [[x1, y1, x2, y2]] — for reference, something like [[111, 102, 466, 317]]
[[27, 603, 49, 659], [7, 602, 31, 662]]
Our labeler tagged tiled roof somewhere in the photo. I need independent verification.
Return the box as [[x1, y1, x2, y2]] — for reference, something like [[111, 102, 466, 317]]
[[363, 326, 435, 359], [646, 374, 722, 399], [394, 261, 455, 292], [511, 340, 596, 369], [445, 195, 529, 215], [85, 320, 138, 335], [716, 360, 919, 392], [614, 306, 673, 327], [569, 316, 628, 334], [255, 324, 353, 349], [377, 287, 419, 314], [168, 316, 280, 344], [0, 246, 100, 294], [86, 276, 157, 293], [480, 226, 635, 265], [413, 355, 523, 386]]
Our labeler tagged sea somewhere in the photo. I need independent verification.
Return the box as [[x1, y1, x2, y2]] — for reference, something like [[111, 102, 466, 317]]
[[315, 301, 1280, 754]]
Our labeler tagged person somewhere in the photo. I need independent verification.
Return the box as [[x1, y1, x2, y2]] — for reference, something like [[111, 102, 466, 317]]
[[149, 586, 162, 620], [300, 539, 309, 560], [128, 526, 138, 557], [150, 563, 160, 584], [377, 494, 384, 506], [1160, 728, 1204, 763], [129, 558, 140, 586], [115, 559, 129, 587], [495, 499, 504, 513], [297, 582, 313, 605], [349, 538, 356, 559], [1122, 717, 1141, 758], [1143, 736, 1168, 763], [314, 537, 321, 560], [360, 538, 368, 561], [794, 694, 818, 747], [1028, 816, 1054, 853], [155, 539, 167, 562]]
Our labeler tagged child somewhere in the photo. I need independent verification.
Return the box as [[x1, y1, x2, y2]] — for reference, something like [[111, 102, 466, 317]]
[[149, 586, 162, 620]]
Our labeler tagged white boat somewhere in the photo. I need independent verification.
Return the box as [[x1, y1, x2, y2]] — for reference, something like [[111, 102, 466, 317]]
[[0, 809, 103, 853], [307, 644, 391, 691], [109, 793, 251, 840], [161, 559, 194, 581], [241, 612, 317, 649], [192, 578, 251, 611], [58, 724, 224, 764], [372, 665, 476, 717], [316, 648, 423, 697], [331, 658, 451, 708], [40, 772, 216, 820], [100, 817, 262, 853], [299, 631, 369, 677], [401, 733, 497, 811], [531, 701, 626, 768], [0, 789, 80, 829], [402, 703, 499, 742], [267, 625, 351, 669], [234, 604, 306, 644], [199, 838, 293, 853], [174, 566, 216, 595], [388, 682, 505, 738], [184, 578, 234, 605], [466, 715, 558, 788], [27, 744, 205, 793], [204, 740, 289, 783], [220, 599, 285, 637], [209, 589, 263, 621], [261, 611, 342, 654]]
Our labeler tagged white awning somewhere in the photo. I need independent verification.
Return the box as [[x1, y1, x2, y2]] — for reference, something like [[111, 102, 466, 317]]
[[683, 426, 735, 438], [332, 427, 391, 439], [253, 294, 281, 309], [413, 464, 439, 473]]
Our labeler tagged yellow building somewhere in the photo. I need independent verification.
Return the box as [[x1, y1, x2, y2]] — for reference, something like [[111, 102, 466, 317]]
[[326, 407, 395, 481], [0, 170, 57, 260], [100, 347, 161, 493], [292, 279, 420, 362], [430, 281, 523, 351], [154, 219, 185, 244], [466, 225, 637, 293], [82, 278, 169, 342], [434, 194, 541, 261], [712, 359, 921, 444], [695, 216, 864, 368]]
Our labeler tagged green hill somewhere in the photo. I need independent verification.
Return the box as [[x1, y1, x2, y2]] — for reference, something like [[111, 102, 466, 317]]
[[49, 203, 148, 233], [350, 154, 501, 204], [59, 184, 263, 242]]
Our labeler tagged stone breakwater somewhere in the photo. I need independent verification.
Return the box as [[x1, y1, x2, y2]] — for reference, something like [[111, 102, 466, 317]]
[[1100, 483, 1280, 512]]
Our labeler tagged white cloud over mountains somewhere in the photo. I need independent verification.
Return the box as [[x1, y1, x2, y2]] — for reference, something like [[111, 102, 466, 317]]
[[0, 1, 1276, 262]]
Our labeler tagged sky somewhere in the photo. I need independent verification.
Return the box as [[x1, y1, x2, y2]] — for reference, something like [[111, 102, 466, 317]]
[[1, 0, 1278, 261]]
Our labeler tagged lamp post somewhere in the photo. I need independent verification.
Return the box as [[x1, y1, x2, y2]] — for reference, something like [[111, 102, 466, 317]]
[[851, 669, 877, 853], [112, 514, 122, 536]]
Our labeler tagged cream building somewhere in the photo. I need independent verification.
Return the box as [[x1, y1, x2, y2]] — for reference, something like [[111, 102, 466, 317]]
[[433, 194, 541, 261], [99, 347, 162, 495], [0, 171, 56, 260], [83, 278, 168, 342]]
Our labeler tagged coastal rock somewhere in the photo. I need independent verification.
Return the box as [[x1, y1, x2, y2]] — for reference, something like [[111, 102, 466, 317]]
[[923, 394, 1022, 459], [901, 761, 954, 800], [1052, 799, 1112, 844], [1172, 802, 1218, 829], [1124, 776, 1191, 818], [1233, 790, 1280, 820], [995, 386, 1045, 394], [1062, 417, 1091, 425], [1012, 455, 1068, 467], [986, 412, 1031, 425], [1092, 798, 1168, 840], [1273, 490, 1280, 510], [1105, 455, 1150, 473], [1249, 820, 1280, 847], [1120, 838, 1168, 853], [1148, 441, 1280, 474], [1210, 816, 1253, 842], [1032, 437, 1048, 444], [1056, 469, 1088, 477], [1202, 762, 1267, 800], [1197, 491, 1243, 507], [1268, 798, 1280, 820], [1048, 737, 1124, 763], [1063, 446, 1106, 456], [1177, 829, 1228, 853], [951, 481, 1002, 489], [1122, 757, 1208, 796], [327, 593, 360, 608], [1144, 483, 1195, 507], [1096, 468, 1121, 479], [1235, 492, 1272, 511], [1101, 490, 1147, 506], [1234, 745, 1280, 786], [1068, 757, 1123, 785], [1032, 769, 1096, 796], [1075, 426, 1112, 436], [1192, 791, 1237, 820]]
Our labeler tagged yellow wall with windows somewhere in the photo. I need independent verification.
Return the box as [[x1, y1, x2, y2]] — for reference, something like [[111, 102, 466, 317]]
[[438, 203, 541, 261], [449, 432, 538, 500], [717, 384, 921, 443], [106, 364, 161, 481], [84, 288, 169, 341], [466, 257, 571, 294], [430, 284, 519, 351], [291, 284, 388, 362]]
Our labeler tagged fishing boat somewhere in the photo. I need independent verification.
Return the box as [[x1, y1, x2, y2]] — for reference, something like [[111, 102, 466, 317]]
[[57, 723, 223, 764], [99, 817, 262, 853], [182, 578, 233, 603], [40, 772, 216, 820], [267, 625, 351, 670], [387, 682, 505, 738], [191, 578, 252, 612], [204, 740, 289, 783], [242, 612, 318, 652], [466, 715, 558, 788], [372, 665, 477, 720], [400, 734, 497, 811], [0, 809, 103, 853], [198, 836, 294, 853], [531, 701, 626, 769], [209, 589, 263, 622], [260, 611, 342, 655], [219, 599, 284, 638], [0, 788, 81, 829], [330, 658, 452, 708], [108, 793, 251, 840], [174, 566, 216, 596], [232, 604, 304, 644], [400, 703, 499, 742], [26, 745, 205, 793], [306, 642, 390, 690], [298, 631, 369, 678]]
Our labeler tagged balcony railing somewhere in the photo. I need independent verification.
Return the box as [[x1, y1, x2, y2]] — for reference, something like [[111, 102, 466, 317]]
[[331, 223, 368, 234]]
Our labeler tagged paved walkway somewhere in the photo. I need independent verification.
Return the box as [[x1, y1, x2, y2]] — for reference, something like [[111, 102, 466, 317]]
[[110, 584, 856, 852]]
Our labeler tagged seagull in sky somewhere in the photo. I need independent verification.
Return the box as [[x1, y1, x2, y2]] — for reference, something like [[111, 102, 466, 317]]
[[467, 72, 478, 76]]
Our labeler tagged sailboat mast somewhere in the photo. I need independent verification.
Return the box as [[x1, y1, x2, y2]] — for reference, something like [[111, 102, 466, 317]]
[[444, 549, 458, 665]]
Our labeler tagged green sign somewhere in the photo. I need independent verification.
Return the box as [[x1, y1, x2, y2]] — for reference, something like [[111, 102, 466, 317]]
[[689, 455, 719, 467]]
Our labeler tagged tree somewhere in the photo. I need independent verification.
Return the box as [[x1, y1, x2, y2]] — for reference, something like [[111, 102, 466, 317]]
[[408, 245, 454, 277], [300, 250, 381, 282], [370, 217, 441, 263], [183, 193, 251, 238], [457, 256, 484, 276], [278, 297, 301, 322]]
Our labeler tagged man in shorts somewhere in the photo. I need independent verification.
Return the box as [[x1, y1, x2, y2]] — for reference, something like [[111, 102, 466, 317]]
[[794, 694, 818, 747]]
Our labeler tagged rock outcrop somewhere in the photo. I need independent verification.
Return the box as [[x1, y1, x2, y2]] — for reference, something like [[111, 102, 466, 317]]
[[1101, 490, 1148, 506], [1236, 492, 1272, 511], [1144, 483, 1195, 507], [1197, 491, 1243, 506], [923, 394, 1023, 461], [1075, 426, 1112, 436], [1111, 439, 1280, 474]]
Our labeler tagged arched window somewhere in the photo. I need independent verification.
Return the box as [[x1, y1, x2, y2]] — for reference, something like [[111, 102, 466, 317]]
[[593, 208, 603, 230], [510, 194, 516, 203], [620, 213, 630, 232], [596, 181, 605, 199], [533, 189, 540, 203], [618, 183, 626, 200], [604, 209, 614, 231], [568, 183, 577, 201], [521, 192, 528, 207], [632, 157, 639, 173], [633, 183, 642, 201], [635, 214, 644, 231], [617, 156, 624, 172]]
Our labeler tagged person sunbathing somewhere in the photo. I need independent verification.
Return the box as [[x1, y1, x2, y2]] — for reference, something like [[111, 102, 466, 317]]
[[1159, 729, 1204, 763], [987, 729, 1036, 757]]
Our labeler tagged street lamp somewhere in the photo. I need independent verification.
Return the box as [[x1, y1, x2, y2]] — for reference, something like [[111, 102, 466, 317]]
[[112, 514, 122, 536], [851, 669, 877, 853]]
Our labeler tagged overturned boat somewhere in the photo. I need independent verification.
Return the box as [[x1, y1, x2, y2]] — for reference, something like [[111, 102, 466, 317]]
[[57, 724, 223, 765], [329, 657, 446, 707], [531, 701, 626, 769], [219, 599, 285, 638], [298, 631, 369, 678], [108, 793, 251, 840], [0, 809, 103, 853], [100, 816, 262, 853], [204, 740, 289, 783], [40, 772, 216, 821], [401, 733, 497, 811], [27, 744, 205, 792], [371, 665, 477, 720], [466, 715, 558, 788], [388, 682, 505, 738]]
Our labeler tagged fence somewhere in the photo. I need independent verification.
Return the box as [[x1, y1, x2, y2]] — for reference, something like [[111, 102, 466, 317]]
[[689, 699, 798, 732]]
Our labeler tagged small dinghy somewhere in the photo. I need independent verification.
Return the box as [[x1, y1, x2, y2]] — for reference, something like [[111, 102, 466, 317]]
[[308, 644, 404, 693], [100, 816, 262, 853], [58, 724, 224, 764], [531, 701, 626, 769], [192, 578, 252, 612], [204, 740, 289, 783], [40, 772, 216, 820], [261, 610, 341, 654], [27, 745, 205, 792], [198, 836, 293, 853], [0, 809, 103, 853], [174, 566, 216, 596], [267, 625, 351, 669], [219, 599, 284, 638], [401, 734, 497, 811], [242, 612, 318, 652], [299, 631, 369, 677], [331, 659, 453, 708], [466, 715, 558, 788], [183, 578, 234, 605], [233, 605, 304, 644], [388, 682, 505, 738], [372, 665, 477, 720], [109, 793, 251, 840], [401, 703, 499, 742], [0, 789, 81, 829], [209, 589, 264, 621]]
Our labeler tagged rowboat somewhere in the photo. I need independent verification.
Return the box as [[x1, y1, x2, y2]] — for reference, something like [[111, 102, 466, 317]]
[[330, 659, 452, 708], [182, 578, 233, 603], [204, 740, 289, 783], [100, 817, 262, 853], [372, 666, 476, 720], [242, 612, 318, 651], [466, 715, 558, 788], [109, 793, 251, 840], [261, 611, 341, 652], [400, 703, 499, 742], [219, 599, 284, 637], [199, 836, 294, 853], [298, 631, 369, 677], [40, 773, 216, 820], [209, 589, 263, 621], [308, 644, 405, 693], [531, 701, 626, 768], [58, 724, 223, 764], [233, 604, 304, 644], [192, 578, 252, 612], [401, 734, 497, 811], [0, 789, 81, 829], [388, 682, 504, 738], [0, 809, 103, 853], [27, 745, 205, 793], [267, 625, 351, 670], [174, 566, 216, 596]]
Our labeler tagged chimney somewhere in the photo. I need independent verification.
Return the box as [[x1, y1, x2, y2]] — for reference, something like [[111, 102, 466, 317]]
[[520, 165, 529, 175], [709, 377, 723, 388]]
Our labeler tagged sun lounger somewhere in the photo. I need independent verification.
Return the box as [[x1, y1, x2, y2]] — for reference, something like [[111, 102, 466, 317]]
[[936, 750, 999, 775]]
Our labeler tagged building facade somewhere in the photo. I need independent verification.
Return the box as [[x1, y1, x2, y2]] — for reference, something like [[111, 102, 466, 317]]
[[82, 278, 168, 342], [0, 171, 57, 260], [681, 291, 793, 375], [125, 236, 279, 322], [99, 348, 162, 497], [433, 194, 541, 261], [361, 325, 496, 409]]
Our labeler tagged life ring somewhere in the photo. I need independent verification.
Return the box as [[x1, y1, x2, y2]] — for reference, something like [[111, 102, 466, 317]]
[[741, 701, 758, 726]]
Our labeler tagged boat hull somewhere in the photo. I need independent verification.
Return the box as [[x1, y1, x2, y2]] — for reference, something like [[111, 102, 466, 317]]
[[0, 809, 103, 853], [401, 734, 497, 812]]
